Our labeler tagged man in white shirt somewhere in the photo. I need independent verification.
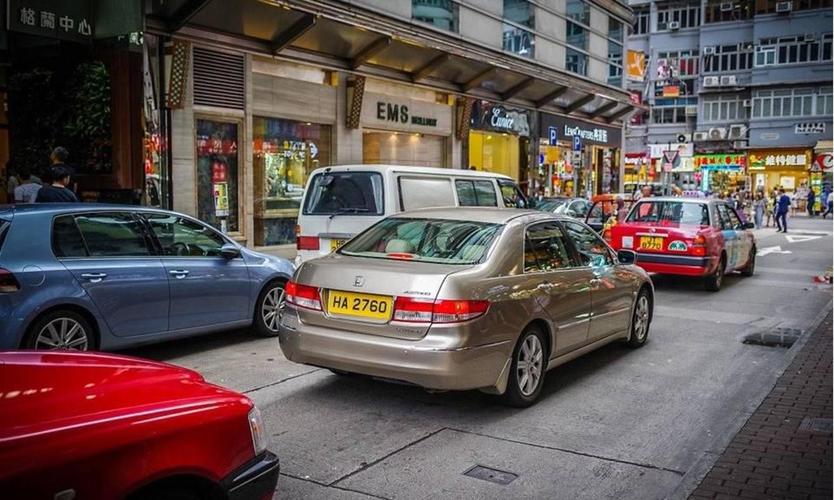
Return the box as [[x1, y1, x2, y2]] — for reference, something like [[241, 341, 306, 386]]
[[14, 169, 41, 203]]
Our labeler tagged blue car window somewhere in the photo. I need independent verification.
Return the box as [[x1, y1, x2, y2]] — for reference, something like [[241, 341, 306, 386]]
[[74, 214, 151, 257], [52, 216, 88, 258], [146, 215, 226, 257]]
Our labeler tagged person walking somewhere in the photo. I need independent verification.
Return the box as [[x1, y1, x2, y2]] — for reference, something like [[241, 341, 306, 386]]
[[35, 165, 78, 203], [765, 191, 775, 227], [807, 187, 816, 217], [754, 192, 766, 229], [5, 163, 19, 203], [822, 187, 833, 219], [775, 188, 790, 233], [13, 168, 41, 203]]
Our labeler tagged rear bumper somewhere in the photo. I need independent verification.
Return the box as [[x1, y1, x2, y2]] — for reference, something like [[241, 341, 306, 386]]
[[278, 306, 512, 391], [636, 253, 714, 276], [222, 451, 280, 500]]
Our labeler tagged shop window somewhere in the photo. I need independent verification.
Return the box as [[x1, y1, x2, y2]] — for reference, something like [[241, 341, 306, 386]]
[[196, 119, 240, 234], [469, 131, 520, 180], [363, 132, 446, 167], [455, 179, 498, 207], [412, 0, 458, 32]]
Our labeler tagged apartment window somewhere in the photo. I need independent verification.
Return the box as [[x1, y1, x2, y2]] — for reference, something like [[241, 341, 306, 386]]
[[566, 48, 588, 76], [755, 0, 832, 14], [755, 34, 833, 66], [702, 94, 750, 122], [658, 50, 700, 77], [566, 21, 588, 51], [412, 0, 458, 32], [609, 17, 624, 42], [567, 0, 590, 25], [752, 88, 831, 118], [651, 103, 693, 124], [609, 40, 623, 87], [704, 0, 752, 23], [656, 3, 701, 30], [703, 43, 754, 72], [632, 7, 650, 35], [503, 0, 535, 57]]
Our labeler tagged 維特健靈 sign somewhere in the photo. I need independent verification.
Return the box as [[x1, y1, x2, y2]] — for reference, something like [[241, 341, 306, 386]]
[[748, 150, 810, 171], [540, 113, 621, 148], [8, 0, 93, 42], [361, 92, 451, 135]]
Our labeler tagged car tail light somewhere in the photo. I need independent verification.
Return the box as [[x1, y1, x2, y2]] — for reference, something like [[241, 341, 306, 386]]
[[0, 268, 20, 293], [285, 281, 322, 311], [393, 297, 489, 324], [692, 234, 707, 256], [296, 236, 320, 251]]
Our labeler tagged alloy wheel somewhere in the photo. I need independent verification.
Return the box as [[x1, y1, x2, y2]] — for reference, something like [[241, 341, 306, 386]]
[[633, 295, 650, 341], [35, 318, 89, 350], [261, 286, 284, 333], [517, 334, 544, 396]]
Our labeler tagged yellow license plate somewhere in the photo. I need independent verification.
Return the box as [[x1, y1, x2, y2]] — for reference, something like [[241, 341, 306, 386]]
[[639, 236, 664, 251], [327, 290, 393, 320], [330, 239, 347, 252]]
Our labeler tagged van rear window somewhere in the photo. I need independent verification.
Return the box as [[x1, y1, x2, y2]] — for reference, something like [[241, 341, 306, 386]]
[[303, 172, 383, 216]]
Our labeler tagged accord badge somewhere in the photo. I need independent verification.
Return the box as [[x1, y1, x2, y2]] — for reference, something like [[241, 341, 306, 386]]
[[353, 276, 365, 287]]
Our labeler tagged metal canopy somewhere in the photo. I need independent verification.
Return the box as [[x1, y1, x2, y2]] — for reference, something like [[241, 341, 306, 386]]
[[146, 0, 641, 125]]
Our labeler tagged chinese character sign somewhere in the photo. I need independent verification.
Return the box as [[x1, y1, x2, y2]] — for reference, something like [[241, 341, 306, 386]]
[[8, 0, 93, 42]]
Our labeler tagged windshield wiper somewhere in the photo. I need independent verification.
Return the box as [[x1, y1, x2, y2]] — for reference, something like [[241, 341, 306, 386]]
[[329, 207, 370, 219]]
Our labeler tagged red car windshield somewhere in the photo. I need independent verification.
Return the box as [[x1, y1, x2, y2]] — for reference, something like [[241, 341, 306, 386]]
[[627, 201, 709, 226]]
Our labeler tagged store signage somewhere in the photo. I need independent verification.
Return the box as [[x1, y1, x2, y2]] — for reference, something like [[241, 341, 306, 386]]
[[815, 153, 833, 171], [376, 101, 437, 127], [8, 0, 93, 42], [748, 150, 809, 170], [693, 153, 746, 169], [795, 122, 826, 134], [362, 92, 451, 135], [649, 143, 693, 159], [540, 114, 620, 147], [471, 101, 530, 137]]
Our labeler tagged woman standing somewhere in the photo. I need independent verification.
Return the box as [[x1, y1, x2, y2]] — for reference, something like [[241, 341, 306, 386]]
[[766, 190, 776, 227], [754, 193, 766, 229]]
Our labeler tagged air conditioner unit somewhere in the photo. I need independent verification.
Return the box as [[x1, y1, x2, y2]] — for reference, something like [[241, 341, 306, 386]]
[[668, 21, 681, 30], [728, 124, 748, 139], [685, 106, 698, 116], [743, 99, 752, 107], [775, 1, 792, 12], [720, 75, 738, 86], [703, 76, 720, 87], [804, 33, 816, 42], [693, 131, 710, 142], [733, 140, 748, 149], [720, 2, 735, 11], [709, 127, 727, 140], [703, 46, 716, 55]]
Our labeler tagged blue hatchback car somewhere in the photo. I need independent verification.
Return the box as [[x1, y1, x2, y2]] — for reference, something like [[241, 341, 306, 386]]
[[0, 204, 294, 351]]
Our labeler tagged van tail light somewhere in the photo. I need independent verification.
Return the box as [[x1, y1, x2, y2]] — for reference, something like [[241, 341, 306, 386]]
[[296, 236, 320, 251], [692, 234, 707, 256], [393, 297, 490, 324], [285, 281, 322, 311], [0, 269, 20, 293]]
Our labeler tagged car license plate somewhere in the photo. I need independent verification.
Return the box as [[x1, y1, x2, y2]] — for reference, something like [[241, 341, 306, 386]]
[[330, 239, 347, 252], [327, 290, 393, 321], [639, 236, 664, 251]]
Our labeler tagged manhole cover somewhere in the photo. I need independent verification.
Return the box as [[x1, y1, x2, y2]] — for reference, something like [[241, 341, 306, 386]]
[[799, 417, 833, 434], [463, 465, 518, 485], [742, 327, 802, 348]]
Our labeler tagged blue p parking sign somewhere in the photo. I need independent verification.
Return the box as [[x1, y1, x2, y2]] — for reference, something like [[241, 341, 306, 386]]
[[573, 135, 582, 151], [548, 126, 557, 146]]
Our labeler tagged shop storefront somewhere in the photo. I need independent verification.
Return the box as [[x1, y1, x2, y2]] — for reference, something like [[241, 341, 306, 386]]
[[747, 149, 811, 195], [693, 153, 748, 195], [538, 114, 621, 197], [469, 101, 530, 183], [623, 152, 651, 193], [361, 92, 452, 167]]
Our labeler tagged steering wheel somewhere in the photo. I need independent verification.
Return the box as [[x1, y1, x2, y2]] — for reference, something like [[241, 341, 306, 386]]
[[170, 241, 192, 256]]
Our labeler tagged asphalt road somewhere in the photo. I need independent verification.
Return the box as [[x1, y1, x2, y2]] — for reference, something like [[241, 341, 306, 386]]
[[126, 215, 833, 500]]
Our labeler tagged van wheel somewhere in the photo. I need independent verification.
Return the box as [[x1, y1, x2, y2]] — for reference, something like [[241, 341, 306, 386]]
[[740, 248, 755, 277], [705, 255, 726, 292], [254, 281, 285, 337], [502, 326, 547, 408], [25, 310, 94, 351]]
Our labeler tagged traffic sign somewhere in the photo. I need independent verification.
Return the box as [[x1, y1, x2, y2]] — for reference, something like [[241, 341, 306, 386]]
[[573, 135, 582, 151], [548, 126, 557, 146]]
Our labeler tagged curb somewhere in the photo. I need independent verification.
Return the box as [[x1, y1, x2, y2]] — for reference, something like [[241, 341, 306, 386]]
[[666, 297, 833, 500]]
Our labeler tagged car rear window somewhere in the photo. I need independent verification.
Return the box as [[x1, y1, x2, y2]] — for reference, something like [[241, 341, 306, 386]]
[[339, 218, 502, 265], [303, 172, 383, 215], [52, 215, 88, 257], [627, 201, 709, 226]]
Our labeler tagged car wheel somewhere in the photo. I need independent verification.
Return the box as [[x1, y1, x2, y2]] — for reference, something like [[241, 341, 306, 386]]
[[740, 247, 756, 277], [25, 310, 94, 351], [254, 280, 285, 337], [502, 326, 547, 408], [627, 289, 651, 348], [704, 255, 726, 292]]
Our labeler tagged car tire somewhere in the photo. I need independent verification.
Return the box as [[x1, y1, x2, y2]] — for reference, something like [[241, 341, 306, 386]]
[[24, 310, 95, 351], [502, 326, 547, 408], [254, 280, 285, 337], [704, 255, 726, 292], [627, 289, 651, 348], [740, 247, 756, 277]]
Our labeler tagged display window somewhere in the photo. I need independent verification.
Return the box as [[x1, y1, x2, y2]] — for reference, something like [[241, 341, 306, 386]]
[[196, 118, 240, 234], [362, 131, 445, 167], [469, 131, 519, 179]]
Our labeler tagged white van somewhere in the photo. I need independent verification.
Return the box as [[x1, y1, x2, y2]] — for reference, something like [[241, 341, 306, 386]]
[[294, 164, 529, 264]]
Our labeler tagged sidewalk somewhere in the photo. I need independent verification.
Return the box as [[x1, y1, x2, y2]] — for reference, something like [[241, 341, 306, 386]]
[[690, 312, 833, 499]]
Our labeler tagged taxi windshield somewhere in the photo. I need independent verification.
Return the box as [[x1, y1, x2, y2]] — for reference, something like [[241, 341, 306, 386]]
[[627, 201, 709, 226], [339, 218, 502, 264]]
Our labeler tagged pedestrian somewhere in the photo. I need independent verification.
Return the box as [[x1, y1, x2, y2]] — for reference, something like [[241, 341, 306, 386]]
[[754, 192, 765, 229], [48, 147, 77, 193], [822, 187, 833, 219], [765, 191, 775, 227], [5, 163, 19, 202], [775, 188, 790, 233], [807, 187, 816, 217], [35, 165, 79, 203], [13, 168, 41, 203]]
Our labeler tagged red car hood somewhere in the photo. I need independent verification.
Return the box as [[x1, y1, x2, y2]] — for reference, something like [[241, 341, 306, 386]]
[[0, 351, 246, 442]]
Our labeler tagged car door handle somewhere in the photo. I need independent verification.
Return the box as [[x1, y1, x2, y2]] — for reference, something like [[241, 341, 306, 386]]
[[80, 273, 107, 283], [168, 269, 190, 279]]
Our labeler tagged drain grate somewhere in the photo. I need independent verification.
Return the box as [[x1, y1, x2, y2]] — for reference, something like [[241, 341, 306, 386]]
[[799, 417, 833, 434], [742, 327, 802, 348], [463, 465, 518, 485]]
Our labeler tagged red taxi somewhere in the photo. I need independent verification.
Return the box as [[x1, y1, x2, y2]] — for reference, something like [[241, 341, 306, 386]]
[[608, 197, 756, 291]]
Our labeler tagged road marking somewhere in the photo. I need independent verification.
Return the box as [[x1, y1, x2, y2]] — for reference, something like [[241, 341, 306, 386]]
[[758, 246, 792, 256], [785, 234, 823, 243]]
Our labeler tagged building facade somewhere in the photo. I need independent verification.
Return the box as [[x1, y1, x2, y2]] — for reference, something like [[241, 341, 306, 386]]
[[625, 0, 833, 199], [141, 0, 638, 250]]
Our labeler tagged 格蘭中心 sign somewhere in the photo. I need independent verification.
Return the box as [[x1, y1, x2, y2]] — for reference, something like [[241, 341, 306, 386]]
[[539, 113, 620, 147], [8, 0, 93, 42]]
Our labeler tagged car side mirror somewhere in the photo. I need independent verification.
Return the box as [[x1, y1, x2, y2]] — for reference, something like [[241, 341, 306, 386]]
[[617, 249, 637, 265], [741, 222, 755, 230], [220, 243, 241, 259]]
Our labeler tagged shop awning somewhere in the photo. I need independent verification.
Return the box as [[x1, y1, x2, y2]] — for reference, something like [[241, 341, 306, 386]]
[[145, 0, 641, 125]]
